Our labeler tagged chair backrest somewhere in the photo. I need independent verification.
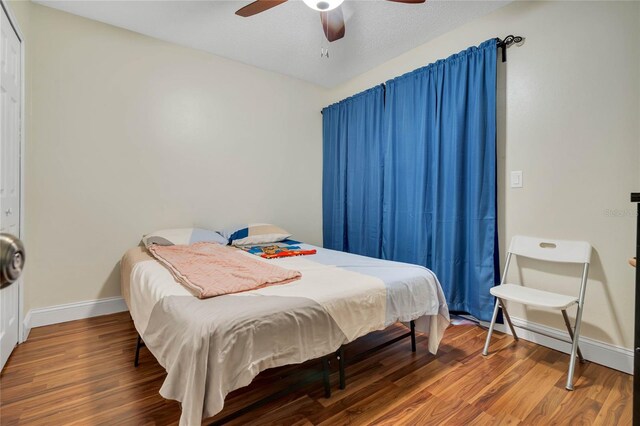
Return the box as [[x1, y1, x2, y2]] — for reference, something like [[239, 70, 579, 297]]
[[508, 235, 591, 264]]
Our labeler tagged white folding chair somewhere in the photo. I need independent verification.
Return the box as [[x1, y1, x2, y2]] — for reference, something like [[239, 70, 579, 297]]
[[482, 235, 592, 391]]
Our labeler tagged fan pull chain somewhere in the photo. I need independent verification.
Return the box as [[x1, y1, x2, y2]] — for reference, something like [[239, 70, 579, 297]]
[[321, 12, 329, 58]]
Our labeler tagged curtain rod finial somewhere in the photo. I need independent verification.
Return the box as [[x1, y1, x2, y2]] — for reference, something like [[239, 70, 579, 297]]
[[497, 35, 524, 62]]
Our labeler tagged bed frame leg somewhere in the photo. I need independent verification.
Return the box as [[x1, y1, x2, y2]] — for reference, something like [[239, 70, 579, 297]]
[[337, 346, 345, 390], [410, 320, 416, 353], [134, 334, 143, 367], [321, 356, 331, 398]]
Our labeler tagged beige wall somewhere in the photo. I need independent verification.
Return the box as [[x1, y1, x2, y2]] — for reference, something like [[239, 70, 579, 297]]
[[327, 1, 640, 349], [6, 1, 639, 351], [7, 1, 325, 313]]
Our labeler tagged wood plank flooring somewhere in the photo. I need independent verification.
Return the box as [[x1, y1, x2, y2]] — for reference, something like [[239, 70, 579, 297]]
[[0, 312, 632, 425]]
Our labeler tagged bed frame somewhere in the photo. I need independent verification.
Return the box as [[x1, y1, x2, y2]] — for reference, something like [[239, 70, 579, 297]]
[[336, 320, 416, 390], [132, 320, 416, 424], [133, 333, 332, 425]]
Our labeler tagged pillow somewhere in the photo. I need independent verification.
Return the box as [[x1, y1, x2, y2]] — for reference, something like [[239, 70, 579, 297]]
[[141, 228, 228, 248], [219, 223, 292, 246]]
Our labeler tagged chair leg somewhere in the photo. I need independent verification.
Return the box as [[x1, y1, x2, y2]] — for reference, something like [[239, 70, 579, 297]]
[[566, 304, 584, 391], [482, 299, 501, 356], [499, 298, 519, 341], [562, 309, 585, 363]]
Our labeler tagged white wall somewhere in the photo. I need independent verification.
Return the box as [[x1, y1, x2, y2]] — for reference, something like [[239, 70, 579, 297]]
[[326, 1, 640, 350], [8, 1, 325, 313]]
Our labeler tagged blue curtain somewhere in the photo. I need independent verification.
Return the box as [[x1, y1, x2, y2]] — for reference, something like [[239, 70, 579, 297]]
[[322, 86, 385, 257], [322, 39, 498, 321], [382, 39, 498, 321]]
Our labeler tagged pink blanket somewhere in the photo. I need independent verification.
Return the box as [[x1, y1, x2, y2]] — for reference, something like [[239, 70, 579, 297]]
[[148, 243, 301, 299]]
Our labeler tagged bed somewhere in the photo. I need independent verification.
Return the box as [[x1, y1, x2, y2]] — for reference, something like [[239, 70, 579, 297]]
[[121, 242, 450, 425]]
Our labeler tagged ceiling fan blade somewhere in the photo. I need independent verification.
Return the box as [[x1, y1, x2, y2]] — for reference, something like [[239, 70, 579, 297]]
[[385, 0, 426, 3], [235, 0, 288, 17], [320, 7, 345, 43]]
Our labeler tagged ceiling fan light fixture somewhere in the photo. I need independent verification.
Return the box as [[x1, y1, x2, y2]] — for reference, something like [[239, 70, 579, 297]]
[[303, 0, 344, 12]]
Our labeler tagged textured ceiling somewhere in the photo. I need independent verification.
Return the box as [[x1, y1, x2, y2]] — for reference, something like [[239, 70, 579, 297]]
[[34, 0, 510, 88]]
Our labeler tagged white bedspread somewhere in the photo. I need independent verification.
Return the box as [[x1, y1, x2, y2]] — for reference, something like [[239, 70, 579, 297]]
[[122, 244, 450, 425]]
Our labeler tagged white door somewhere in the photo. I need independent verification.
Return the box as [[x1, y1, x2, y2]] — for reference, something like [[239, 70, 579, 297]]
[[0, 5, 22, 372]]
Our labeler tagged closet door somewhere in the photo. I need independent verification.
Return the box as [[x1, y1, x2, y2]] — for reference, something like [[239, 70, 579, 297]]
[[0, 3, 22, 372], [632, 193, 640, 424]]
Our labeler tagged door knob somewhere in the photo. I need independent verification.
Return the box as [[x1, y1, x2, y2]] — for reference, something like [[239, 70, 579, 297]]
[[0, 233, 25, 287], [4, 208, 12, 216]]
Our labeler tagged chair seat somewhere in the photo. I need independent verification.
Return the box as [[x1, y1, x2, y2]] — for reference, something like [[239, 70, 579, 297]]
[[490, 284, 578, 310]]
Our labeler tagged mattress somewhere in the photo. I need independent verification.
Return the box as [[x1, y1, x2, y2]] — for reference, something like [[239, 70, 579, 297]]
[[121, 243, 450, 425]]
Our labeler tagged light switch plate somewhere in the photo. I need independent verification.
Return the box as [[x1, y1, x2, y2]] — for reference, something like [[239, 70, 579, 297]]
[[510, 171, 523, 188]]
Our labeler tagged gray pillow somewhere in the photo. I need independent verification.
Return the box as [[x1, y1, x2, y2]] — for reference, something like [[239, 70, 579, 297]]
[[141, 228, 228, 248]]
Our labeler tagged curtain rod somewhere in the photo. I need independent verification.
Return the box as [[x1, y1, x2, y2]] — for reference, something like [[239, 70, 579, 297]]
[[497, 35, 524, 63], [321, 36, 525, 114]]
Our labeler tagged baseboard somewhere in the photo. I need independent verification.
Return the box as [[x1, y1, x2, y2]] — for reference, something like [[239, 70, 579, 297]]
[[480, 317, 633, 374], [23, 296, 128, 341]]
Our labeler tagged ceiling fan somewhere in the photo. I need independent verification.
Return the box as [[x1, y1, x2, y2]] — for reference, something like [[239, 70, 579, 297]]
[[235, 0, 426, 43]]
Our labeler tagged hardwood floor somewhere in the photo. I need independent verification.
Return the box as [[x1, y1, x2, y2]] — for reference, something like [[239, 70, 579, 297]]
[[0, 312, 631, 425]]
